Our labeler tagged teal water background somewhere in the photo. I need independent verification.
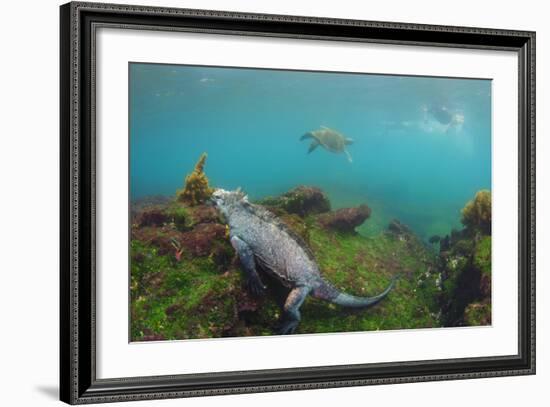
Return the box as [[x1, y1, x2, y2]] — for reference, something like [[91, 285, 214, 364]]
[[130, 63, 491, 240]]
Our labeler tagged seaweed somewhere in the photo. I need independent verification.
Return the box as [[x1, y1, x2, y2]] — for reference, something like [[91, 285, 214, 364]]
[[176, 153, 213, 206], [461, 189, 491, 235], [438, 191, 492, 327]]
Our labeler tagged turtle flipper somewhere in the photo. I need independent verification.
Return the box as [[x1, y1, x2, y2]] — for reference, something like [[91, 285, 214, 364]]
[[300, 132, 314, 141], [308, 140, 320, 154], [344, 149, 353, 163]]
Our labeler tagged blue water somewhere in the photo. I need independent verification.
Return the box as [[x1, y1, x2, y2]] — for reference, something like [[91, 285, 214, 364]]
[[130, 63, 491, 240]]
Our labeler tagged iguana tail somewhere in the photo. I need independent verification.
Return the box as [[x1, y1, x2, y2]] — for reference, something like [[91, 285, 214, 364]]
[[312, 276, 396, 308]]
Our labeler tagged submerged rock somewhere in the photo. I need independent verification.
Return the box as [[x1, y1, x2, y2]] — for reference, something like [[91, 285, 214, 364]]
[[130, 183, 443, 341], [387, 219, 412, 238], [463, 302, 491, 326], [132, 206, 230, 261], [428, 235, 441, 244], [179, 223, 228, 257], [131, 226, 183, 257], [437, 190, 492, 327], [257, 185, 330, 217], [461, 190, 491, 235], [188, 205, 220, 225], [135, 206, 169, 227], [130, 195, 171, 217], [317, 204, 371, 233]]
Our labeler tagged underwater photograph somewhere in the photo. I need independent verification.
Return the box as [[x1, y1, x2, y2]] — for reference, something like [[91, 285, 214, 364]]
[[129, 62, 492, 341]]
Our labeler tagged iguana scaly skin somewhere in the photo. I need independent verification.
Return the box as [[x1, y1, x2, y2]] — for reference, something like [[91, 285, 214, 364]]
[[211, 188, 395, 335]]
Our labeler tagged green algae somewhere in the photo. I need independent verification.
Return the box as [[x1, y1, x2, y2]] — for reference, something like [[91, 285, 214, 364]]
[[461, 190, 491, 235], [474, 236, 491, 277], [439, 233, 491, 326], [296, 224, 440, 334], [163, 203, 189, 231], [463, 301, 491, 326], [130, 187, 492, 341], [130, 211, 442, 340], [131, 240, 241, 340], [176, 153, 213, 206]]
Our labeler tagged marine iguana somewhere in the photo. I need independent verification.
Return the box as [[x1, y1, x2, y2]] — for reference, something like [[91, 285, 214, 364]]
[[210, 188, 395, 335]]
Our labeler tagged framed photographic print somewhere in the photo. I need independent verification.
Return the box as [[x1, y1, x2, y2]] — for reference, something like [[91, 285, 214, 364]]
[[60, 1, 536, 404]]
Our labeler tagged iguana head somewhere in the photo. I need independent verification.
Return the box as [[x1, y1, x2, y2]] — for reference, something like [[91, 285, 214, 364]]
[[210, 188, 248, 218]]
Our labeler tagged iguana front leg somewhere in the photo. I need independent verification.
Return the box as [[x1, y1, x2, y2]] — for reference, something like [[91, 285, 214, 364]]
[[230, 235, 266, 296], [277, 286, 312, 335]]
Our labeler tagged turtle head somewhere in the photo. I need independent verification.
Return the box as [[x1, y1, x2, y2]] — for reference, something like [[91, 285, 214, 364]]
[[345, 138, 354, 145], [210, 188, 248, 217]]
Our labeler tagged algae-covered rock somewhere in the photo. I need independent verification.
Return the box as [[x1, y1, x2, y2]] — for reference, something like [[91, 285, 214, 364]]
[[464, 302, 491, 326], [163, 202, 189, 231], [461, 190, 491, 235], [162, 202, 220, 232], [130, 185, 444, 341], [257, 185, 330, 217], [387, 219, 413, 239], [187, 204, 220, 225], [428, 235, 441, 244], [439, 194, 492, 327], [131, 195, 171, 218], [317, 204, 371, 233], [177, 153, 213, 206], [131, 225, 184, 257], [135, 206, 170, 228], [439, 236, 492, 327], [179, 223, 228, 258], [439, 246, 481, 326], [474, 236, 492, 297]]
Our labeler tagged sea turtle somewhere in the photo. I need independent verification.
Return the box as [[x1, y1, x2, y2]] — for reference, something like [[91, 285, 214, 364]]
[[300, 126, 354, 163]]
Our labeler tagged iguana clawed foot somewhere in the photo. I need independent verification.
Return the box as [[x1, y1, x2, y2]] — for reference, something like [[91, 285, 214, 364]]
[[246, 277, 266, 297], [275, 286, 309, 335], [275, 318, 299, 335]]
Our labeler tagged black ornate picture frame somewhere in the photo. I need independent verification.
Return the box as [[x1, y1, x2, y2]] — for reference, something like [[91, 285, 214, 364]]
[[60, 2, 535, 404]]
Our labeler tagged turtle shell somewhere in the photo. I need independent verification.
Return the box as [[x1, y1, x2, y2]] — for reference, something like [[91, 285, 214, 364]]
[[312, 127, 346, 153]]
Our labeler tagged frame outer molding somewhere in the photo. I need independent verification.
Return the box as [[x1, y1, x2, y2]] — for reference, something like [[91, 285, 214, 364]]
[[60, 2, 536, 404]]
